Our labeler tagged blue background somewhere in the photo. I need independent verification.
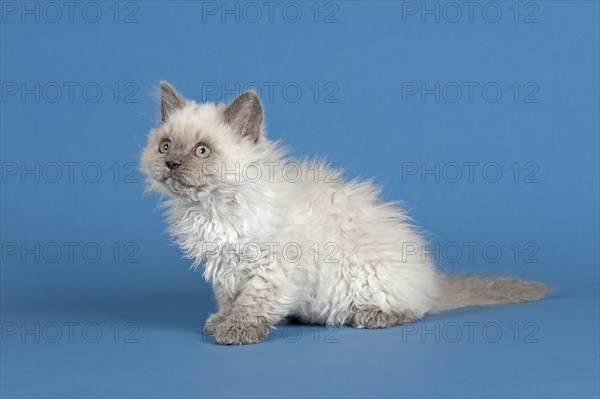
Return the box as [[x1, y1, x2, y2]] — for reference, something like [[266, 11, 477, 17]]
[[1, 1, 598, 398]]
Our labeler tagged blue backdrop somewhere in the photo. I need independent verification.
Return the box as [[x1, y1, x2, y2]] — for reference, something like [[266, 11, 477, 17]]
[[1, 1, 598, 398]]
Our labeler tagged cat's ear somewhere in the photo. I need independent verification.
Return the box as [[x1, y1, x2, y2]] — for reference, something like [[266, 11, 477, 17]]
[[223, 91, 263, 142], [160, 81, 185, 123]]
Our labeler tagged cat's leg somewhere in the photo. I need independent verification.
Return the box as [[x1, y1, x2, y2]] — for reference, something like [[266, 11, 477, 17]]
[[214, 276, 290, 345], [346, 254, 438, 329], [349, 306, 418, 329], [203, 284, 235, 336]]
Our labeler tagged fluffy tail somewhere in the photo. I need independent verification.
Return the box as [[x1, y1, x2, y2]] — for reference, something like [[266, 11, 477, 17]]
[[432, 274, 550, 313]]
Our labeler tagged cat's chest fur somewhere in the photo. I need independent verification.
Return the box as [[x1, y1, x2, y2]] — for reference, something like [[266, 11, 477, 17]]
[[169, 199, 240, 247], [166, 192, 275, 296]]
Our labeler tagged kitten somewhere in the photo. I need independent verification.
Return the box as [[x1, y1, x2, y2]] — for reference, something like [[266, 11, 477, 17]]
[[140, 82, 550, 345]]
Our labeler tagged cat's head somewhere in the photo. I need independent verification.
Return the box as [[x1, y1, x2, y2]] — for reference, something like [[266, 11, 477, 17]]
[[140, 81, 265, 201]]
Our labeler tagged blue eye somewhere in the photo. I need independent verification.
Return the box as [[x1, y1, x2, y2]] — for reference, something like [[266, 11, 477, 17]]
[[159, 140, 171, 154], [195, 144, 212, 158]]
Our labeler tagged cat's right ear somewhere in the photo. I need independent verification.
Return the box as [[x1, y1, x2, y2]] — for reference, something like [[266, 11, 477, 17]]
[[160, 81, 184, 123]]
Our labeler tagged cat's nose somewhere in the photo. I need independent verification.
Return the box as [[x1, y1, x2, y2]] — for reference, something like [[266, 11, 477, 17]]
[[165, 160, 182, 170]]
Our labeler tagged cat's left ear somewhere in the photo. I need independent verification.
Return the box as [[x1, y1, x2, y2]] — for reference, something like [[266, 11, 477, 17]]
[[224, 91, 263, 143]]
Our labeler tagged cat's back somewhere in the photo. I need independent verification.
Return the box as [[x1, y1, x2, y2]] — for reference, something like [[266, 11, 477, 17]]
[[269, 160, 413, 243]]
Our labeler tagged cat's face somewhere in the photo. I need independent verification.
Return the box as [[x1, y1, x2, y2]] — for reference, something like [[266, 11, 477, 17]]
[[140, 82, 264, 200]]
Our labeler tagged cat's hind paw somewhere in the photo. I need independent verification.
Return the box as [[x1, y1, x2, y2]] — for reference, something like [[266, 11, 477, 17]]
[[350, 306, 417, 328]]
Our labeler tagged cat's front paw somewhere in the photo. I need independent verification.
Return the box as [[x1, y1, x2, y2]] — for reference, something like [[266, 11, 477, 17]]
[[214, 314, 270, 345], [203, 313, 226, 336]]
